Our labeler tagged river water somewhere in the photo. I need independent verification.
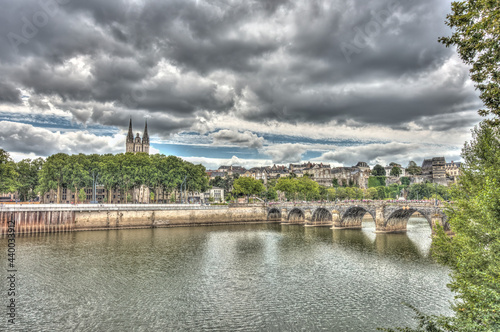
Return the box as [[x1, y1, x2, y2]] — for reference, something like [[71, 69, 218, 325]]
[[1, 218, 453, 332]]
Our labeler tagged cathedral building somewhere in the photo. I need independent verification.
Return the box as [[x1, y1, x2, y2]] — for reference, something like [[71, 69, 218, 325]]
[[126, 119, 149, 154]]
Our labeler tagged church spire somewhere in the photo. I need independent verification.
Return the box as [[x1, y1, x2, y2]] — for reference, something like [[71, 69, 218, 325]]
[[142, 120, 149, 144], [127, 118, 134, 143]]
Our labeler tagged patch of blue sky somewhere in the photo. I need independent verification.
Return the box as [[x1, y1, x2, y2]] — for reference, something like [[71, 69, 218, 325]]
[[0, 112, 118, 136], [302, 151, 323, 160], [153, 143, 267, 159], [259, 133, 388, 146], [158, 131, 390, 147]]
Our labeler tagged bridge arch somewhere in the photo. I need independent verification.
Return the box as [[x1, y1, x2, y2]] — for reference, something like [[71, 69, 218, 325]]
[[267, 208, 282, 221], [385, 208, 432, 229], [342, 206, 375, 221], [336, 206, 376, 229], [288, 208, 305, 223], [384, 208, 449, 232], [311, 208, 332, 222]]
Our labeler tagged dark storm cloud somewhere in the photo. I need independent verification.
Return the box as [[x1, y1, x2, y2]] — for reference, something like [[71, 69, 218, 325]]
[[0, 82, 21, 104], [0, 0, 479, 142]]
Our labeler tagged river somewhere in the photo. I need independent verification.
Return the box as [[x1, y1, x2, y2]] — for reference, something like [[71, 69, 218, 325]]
[[0, 218, 453, 331]]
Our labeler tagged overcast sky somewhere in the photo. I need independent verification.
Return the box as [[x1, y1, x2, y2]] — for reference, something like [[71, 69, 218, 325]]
[[0, 0, 483, 169]]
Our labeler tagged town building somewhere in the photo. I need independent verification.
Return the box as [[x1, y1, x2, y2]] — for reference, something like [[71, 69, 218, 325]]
[[206, 187, 225, 203], [445, 161, 462, 178], [242, 167, 269, 184], [126, 118, 150, 154], [217, 165, 247, 176], [422, 157, 446, 179]]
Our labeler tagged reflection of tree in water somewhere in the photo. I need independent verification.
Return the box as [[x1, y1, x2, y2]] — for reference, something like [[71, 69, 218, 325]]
[[332, 229, 375, 249], [374, 233, 427, 260], [304, 226, 334, 243], [330, 222, 430, 260]]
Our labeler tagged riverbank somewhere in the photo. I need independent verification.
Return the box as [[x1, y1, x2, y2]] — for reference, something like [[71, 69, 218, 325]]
[[0, 204, 268, 235]]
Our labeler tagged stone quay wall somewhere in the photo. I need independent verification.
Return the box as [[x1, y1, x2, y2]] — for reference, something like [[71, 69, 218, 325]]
[[0, 204, 268, 235]]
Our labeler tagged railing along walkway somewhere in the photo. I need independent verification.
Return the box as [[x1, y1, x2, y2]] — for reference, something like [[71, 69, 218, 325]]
[[0, 203, 229, 212]]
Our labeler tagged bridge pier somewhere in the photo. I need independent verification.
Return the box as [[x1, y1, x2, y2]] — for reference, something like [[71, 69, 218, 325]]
[[332, 217, 362, 229], [304, 209, 312, 222], [375, 218, 408, 233]]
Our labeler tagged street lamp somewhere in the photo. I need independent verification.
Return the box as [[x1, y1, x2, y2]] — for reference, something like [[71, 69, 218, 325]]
[[91, 171, 98, 204]]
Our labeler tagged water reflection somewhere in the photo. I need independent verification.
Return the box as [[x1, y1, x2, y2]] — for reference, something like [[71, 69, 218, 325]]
[[0, 220, 451, 332]]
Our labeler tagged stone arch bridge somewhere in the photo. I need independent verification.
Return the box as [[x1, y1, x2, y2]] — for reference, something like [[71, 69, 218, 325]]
[[266, 202, 450, 233]]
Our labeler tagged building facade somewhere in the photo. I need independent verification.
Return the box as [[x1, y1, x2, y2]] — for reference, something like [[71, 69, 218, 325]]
[[126, 119, 150, 154]]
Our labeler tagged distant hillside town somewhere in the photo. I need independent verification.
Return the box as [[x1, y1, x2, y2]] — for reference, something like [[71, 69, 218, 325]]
[[207, 157, 462, 189]]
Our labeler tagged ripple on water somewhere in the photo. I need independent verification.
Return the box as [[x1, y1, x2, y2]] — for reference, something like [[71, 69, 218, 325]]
[[0, 220, 453, 332]]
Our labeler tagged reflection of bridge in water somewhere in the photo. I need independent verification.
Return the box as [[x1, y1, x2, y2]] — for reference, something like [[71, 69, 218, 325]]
[[266, 202, 450, 233]]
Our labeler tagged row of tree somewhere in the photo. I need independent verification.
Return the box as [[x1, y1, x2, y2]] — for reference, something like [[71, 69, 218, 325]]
[[0, 150, 210, 203], [224, 172, 453, 202], [0, 149, 45, 201]]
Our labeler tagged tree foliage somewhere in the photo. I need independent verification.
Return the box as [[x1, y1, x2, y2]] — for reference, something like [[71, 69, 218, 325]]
[[0, 149, 18, 194], [372, 164, 386, 176], [33, 152, 208, 203], [439, 1, 500, 123], [431, 122, 500, 331], [406, 183, 452, 201], [407, 161, 422, 175], [390, 166, 402, 177], [368, 176, 386, 187], [15, 158, 44, 201], [275, 176, 320, 201], [232, 177, 265, 197]]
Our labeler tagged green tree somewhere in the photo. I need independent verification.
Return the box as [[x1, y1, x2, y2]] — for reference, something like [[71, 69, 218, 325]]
[[365, 187, 378, 200], [99, 154, 120, 203], [0, 149, 18, 194], [78, 188, 86, 203], [265, 186, 278, 201], [233, 177, 265, 201], [439, 1, 500, 124], [15, 158, 44, 201], [64, 154, 91, 204], [431, 122, 500, 331], [407, 161, 423, 175], [401, 177, 411, 186], [209, 176, 224, 188], [368, 176, 386, 188], [375, 186, 386, 200], [371, 164, 385, 176], [295, 176, 320, 201], [336, 187, 348, 200], [275, 177, 297, 200], [390, 166, 402, 177], [38, 153, 69, 203]]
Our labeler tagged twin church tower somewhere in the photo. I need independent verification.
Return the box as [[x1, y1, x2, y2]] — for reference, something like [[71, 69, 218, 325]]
[[126, 118, 150, 154]]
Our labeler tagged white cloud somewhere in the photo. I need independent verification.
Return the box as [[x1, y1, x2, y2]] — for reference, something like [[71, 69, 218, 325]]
[[183, 155, 272, 170], [313, 142, 462, 167], [211, 129, 264, 148], [263, 143, 308, 163], [0, 121, 124, 159]]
